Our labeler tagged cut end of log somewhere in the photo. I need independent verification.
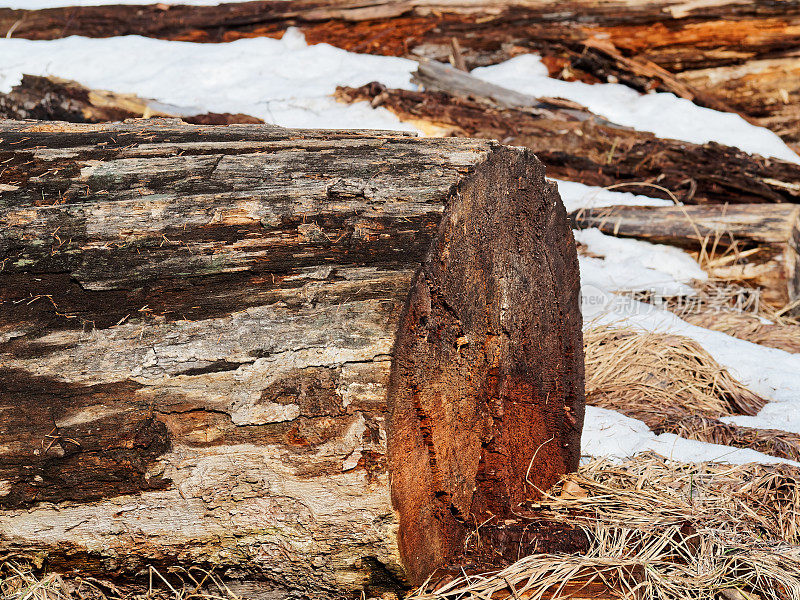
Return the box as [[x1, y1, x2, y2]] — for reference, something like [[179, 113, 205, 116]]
[[389, 146, 584, 583]]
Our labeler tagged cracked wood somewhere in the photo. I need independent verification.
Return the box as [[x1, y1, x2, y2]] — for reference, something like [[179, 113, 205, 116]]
[[0, 119, 584, 597]]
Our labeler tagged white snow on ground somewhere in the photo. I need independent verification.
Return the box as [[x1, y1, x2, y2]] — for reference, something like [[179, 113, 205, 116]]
[[579, 255, 694, 298], [1, 28, 797, 466], [583, 407, 799, 466], [0, 31, 420, 131], [576, 228, 707, 296], [473, 54, 800, 164], [552, 179, 673, 213]]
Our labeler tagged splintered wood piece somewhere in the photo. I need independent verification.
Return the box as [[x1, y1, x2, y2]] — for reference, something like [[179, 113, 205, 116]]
[[0, 119, 584, 596]]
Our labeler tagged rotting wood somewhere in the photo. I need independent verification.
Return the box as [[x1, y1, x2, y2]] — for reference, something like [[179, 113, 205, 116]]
[[2, 0, 796, 70], [0, 119, 584, 596], [0, 73, 263, 125], [571, 203, 800, 309], [336, 81, 800, 205], [2, 0, 798, 142]]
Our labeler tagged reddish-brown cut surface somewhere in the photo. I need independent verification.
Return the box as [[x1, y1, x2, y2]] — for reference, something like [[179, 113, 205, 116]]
[[388, 146, 584, 584]]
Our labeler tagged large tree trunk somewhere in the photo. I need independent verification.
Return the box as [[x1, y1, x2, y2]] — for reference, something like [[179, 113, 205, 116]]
[[0, 120, 584, 597]]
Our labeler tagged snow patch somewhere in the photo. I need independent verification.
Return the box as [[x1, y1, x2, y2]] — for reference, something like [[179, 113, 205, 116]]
[[0, 32, 419, 131], [583, 406, 798, 466], [576, 228, 707, 287], [552, 179, 674, 213], [473, 54, 800, 163]]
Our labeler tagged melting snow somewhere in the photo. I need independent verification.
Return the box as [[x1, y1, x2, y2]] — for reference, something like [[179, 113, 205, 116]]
[[0, 31, 419, 131], [472, 54, 800, 163]]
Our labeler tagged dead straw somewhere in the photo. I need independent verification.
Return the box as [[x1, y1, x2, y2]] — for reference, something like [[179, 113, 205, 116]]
[[410, 454, 800, 600], [584, 324, 766, 424]]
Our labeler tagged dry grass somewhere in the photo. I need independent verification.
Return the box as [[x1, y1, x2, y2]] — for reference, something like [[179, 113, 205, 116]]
[[0, 561, 242, 600], [658, 278, 800, 351], [682, 311, 800, 354], [584, 324, 766, 426], [410, 454, 800, 600], [583, 324, 800, 460], [619, 275, 800, 352]]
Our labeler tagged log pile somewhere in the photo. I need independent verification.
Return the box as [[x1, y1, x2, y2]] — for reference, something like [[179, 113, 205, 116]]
[[331, 59, 800, 313], [2, 0, 798, 147], [0, 119, 585, 597], [1, 1, 799, 594], [336, 64, 800, 206]]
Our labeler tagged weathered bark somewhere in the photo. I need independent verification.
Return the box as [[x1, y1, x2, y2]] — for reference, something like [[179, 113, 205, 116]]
[[2, 0, 795, 70], [572, 204, 800, 247], [337, 81, 800, 205], [0, 120, 584, 596], [571, 203, 800, 308], [0, 73, 263, 125], [2, 0, 798, 141]]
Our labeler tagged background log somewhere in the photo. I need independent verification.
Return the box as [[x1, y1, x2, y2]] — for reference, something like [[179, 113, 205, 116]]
[[571, 204, 800, 247], [337, 81, 800, 205], [571, 203, 800, 309], [0, 74, 263, 125], [2, 0, 797, 144], [0, 120, 584, 597]]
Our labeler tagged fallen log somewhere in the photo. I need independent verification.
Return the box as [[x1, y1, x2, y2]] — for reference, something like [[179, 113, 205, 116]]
[[337, 81, 800, 205], [571, 204, 800, 247], [571, 203, 800, 308], [0, 120, 585, 596], [2, 0, 795, 73], [3, 0, 798, 141], [0, 73, 263, 125]]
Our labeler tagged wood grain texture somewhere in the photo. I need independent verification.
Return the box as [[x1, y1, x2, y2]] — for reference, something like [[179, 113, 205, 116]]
[[0, 119, 584, 596], [388, 145, 584, 582]]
